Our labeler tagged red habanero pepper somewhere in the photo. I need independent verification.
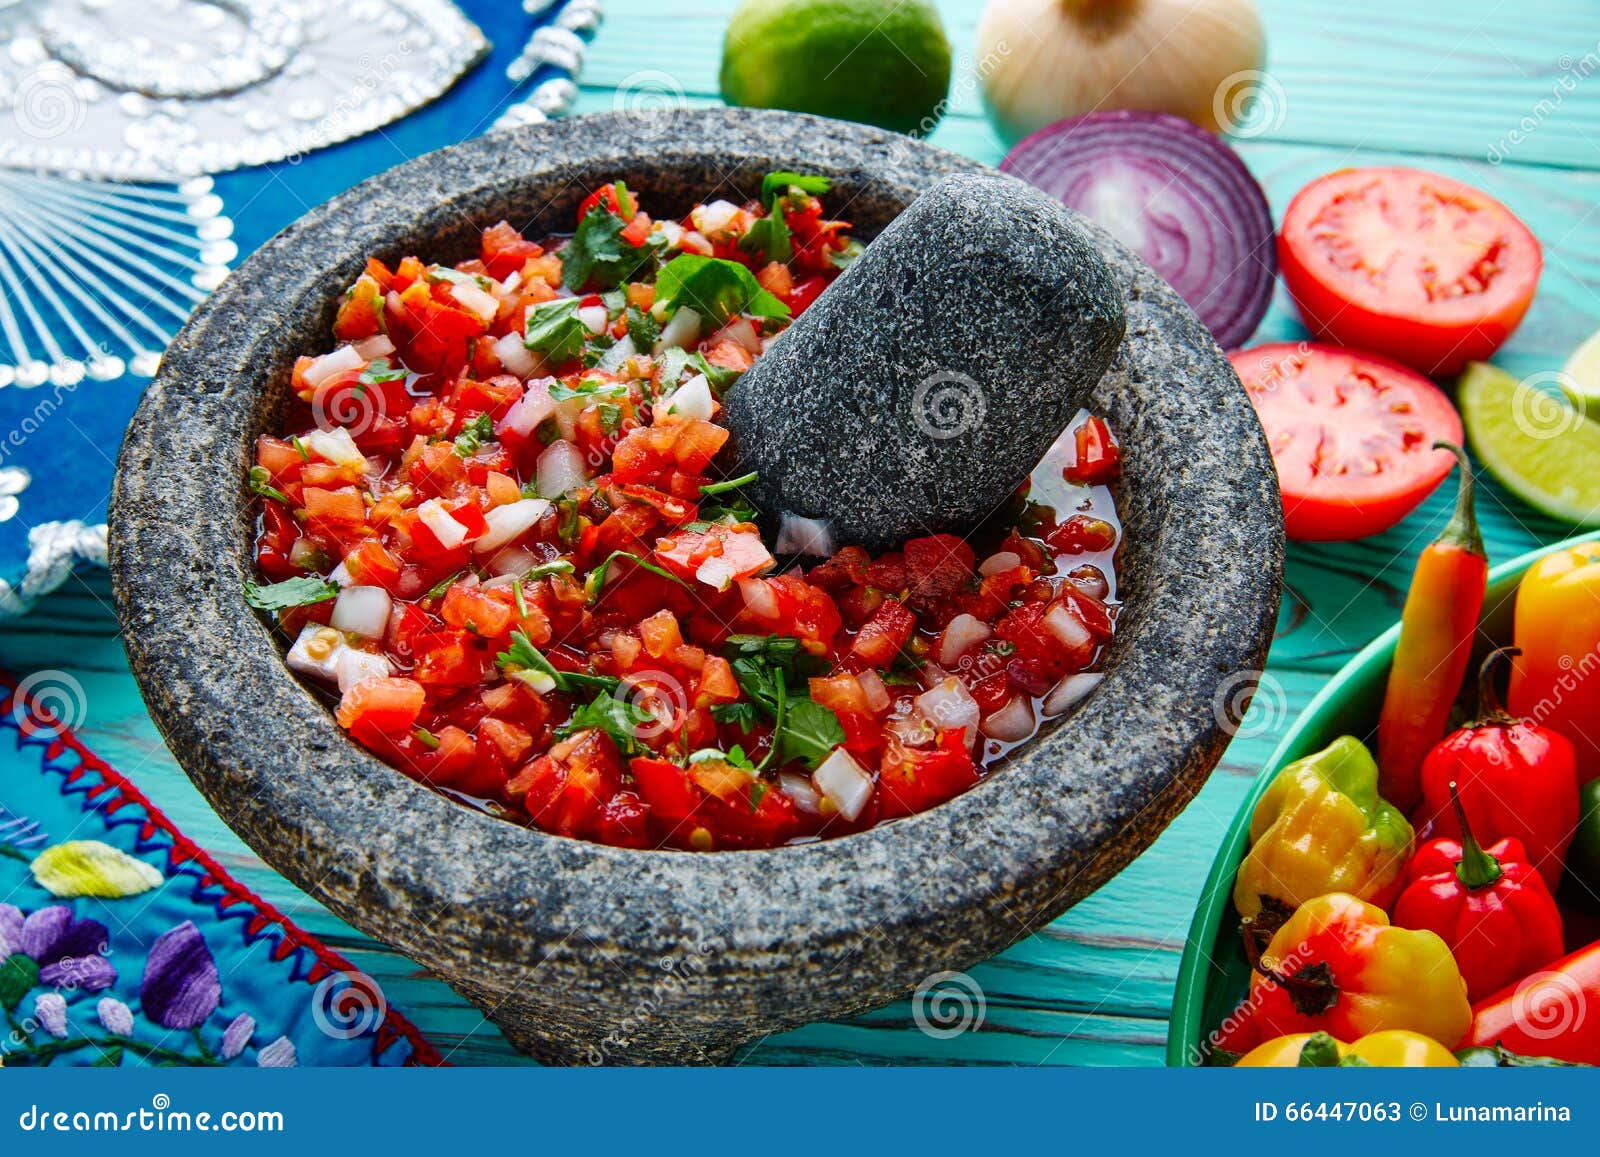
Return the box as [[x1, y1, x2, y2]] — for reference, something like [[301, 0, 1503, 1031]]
[[1465, 940, 1600, 1064], [1391, 781, 1564, 1002], [1377, 442, 1488, 813], [1416, 647, 1579, 892]]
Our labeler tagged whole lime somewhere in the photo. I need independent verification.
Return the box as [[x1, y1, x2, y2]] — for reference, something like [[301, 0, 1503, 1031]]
[[720, 0, 953, 136]]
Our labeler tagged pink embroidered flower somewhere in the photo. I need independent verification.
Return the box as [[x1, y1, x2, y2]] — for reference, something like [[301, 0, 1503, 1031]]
[[34, 992, 68, 1039], [255, 1036, 297, 1068], [220, 1013, 255, 1060], [96, 997, 134, 1036]]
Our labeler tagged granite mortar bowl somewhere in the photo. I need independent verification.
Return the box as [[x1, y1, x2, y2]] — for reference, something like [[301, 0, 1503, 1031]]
[[110, 108, 1284, 1065]]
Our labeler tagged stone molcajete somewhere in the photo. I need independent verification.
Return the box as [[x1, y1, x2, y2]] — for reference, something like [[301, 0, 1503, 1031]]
[[110, 109, 1284, 1065], [726, 171, 1125, 551]]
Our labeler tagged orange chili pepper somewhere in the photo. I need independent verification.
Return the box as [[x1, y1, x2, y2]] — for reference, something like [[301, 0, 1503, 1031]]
[[1377, 441, 1488, 813]]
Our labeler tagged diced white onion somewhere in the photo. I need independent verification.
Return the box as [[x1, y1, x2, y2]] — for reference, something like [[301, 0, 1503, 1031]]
[[486, 545, 540, 577], [653, 306, 701, 354], [1043, 672, 1104, 716], [449, 280, 500, 324], [812, 748, 873, 822], [692, 199, 741, 235], [499, 270, 522, 294], [779, 772, 824, 816], [535, 440, 591, 497], [710, 316, 761, 353], [936, 613, 992, 667], [301, 344, 363, 389], [578, 305, 610, 335], [497, 377, 557, 438], [288, 537, 325, 570], [416, 499, 469, 550], [664, 373, 716, 421], [327, 561, 353, 588], [473, 498, 551, 554], [352, 334, 395, 360], [596, 334, 637, 373], [979, 551, 1022, 577], [335, 648, 393, 693], [915, 677, 981, 748], [695, 555, 739, 591], [981, 694, 1036, 743], [494, 332, 540, 378], [1044, 602, 1094, 651], [775, 513, 835, 558], [302, 426, 365, 467], [856, 668, 891, 713], [739, 578, 780, 618], [286, 623, 347, 683], [655, 220, 684, 249], [330, 585, 392, 639]]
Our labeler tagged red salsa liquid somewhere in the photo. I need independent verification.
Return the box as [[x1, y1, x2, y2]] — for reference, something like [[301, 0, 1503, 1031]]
[[249, 176, 1123, 851]]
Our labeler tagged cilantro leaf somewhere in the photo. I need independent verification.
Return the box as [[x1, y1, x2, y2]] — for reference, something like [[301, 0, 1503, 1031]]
[[247, 466, 290, 505], [711, 700, 760, 729], [584, 550, 687, 605], [625, 304, 660, 351], [654, 255, 790, 328], [561, 209, 657, 292], [830, 239, 864, 271], [700, 471, 757, 498], [738, 214, 793, 265], [558, 688, 653, 755], [524, 297, 589, 364], [243, 575, 339, 611], [453, 412, 494, 457], [496, 630, 620, 695], [598, 402, 623, 436], [523, 559, 575, 580], [657, 347, 742, 395], [359, 357, 407, 385], [776, 697, 847, 770], [547, 376, 629, 402], [760, 171, 832, 205]]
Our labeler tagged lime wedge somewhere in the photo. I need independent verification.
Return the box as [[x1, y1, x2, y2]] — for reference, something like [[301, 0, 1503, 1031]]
[[1561, 326, 1600, 413], [1459, 361, 1600, 526]]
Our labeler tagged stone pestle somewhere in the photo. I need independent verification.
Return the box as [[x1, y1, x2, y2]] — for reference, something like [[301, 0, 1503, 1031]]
[[722, 170, 1127, 553]]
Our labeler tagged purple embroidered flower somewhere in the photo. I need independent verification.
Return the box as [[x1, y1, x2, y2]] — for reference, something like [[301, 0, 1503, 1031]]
[[7, 904, 116, 991], [139, 922, 220, 1030], [220, 1013, 255, 1060], [255, 1036, 297, 1068], [97, 997, 134, 1036], [34, 992, 68, 1038]]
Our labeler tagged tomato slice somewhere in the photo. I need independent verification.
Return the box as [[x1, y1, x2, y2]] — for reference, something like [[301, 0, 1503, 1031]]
[[1278, 168, 1541, 376], [1230, 343, 1463, 541]]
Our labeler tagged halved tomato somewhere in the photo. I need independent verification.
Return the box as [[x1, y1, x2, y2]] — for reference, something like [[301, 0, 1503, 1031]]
[[1230, 343, 1463, 541], [1278, 168, 1541, 376]]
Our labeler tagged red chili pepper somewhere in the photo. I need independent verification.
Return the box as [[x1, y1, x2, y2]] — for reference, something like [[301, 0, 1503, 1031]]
[[1416, 647, 1579, 891], [1391, 781, 1564, 1002], [1465, 940, 1600, 1064], [1377, 442, 1487, 813]]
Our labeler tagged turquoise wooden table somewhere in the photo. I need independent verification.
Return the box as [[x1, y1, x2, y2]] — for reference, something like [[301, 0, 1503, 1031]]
[[4, 0, 1597, 1065]]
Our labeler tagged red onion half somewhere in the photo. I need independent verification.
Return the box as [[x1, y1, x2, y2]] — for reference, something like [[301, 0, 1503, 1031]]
[[1001, 111, 1276, 350]]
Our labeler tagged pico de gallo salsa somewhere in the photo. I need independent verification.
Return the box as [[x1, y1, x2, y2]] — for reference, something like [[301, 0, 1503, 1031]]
[[247, 173, 1123, 851]]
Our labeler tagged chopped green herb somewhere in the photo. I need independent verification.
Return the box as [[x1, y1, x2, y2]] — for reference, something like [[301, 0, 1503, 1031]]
[[425, 569, 466, 601], [711, 700, 760, 730], [453, 412, 494, 457], [747, 779, 769, 812], [775, 697, 846, 769], [512, 582, 528, 619], [584, 550, 687, 605], [657, 347, 742, 395], [557, 687, 654, 756], [597, 401, 624, 436], [425, 266, 492, 290], [738, 214, 792, 265], [654, 255, 790, 328], [829, 238, 865, 271], [700, 471, 757, 497], [413, 727, 441, 751], [524, 297, 589, 364], [600, 288, 627, 315], [689, 743, 755, 771], [243, 575, 339, 611], [625, 304, 660, 351], [247, 466, 291, 505], [760, 171, 831, 204], [555, 495, 582, 544], [560, 205, 660, 292], [291, 435, 311, 461], [548, 376, 629, 402], [524, 559, 576, 580], [359, 357, 408, 385], [495, 630, 618, 695], [722, 634, 840, 771]]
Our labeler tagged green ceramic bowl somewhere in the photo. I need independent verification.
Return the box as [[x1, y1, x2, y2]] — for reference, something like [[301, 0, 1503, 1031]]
[[1166, 529, 1600, 1067]]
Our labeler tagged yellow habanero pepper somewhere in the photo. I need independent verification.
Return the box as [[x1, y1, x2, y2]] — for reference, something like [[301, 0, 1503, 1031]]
[[1508, 544, 1600, 782], [1233, 737, 1413, 919], [1236, 1030, 1459, 1068]]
